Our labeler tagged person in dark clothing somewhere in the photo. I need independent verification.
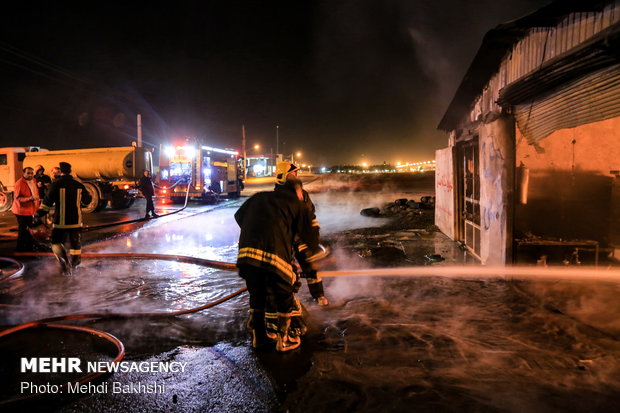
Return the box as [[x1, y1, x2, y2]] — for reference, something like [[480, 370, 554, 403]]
[[275, 161, 329, 306], [34, 165, 52, 200], [50, 166, 61, 181], [37, 162, 92, 274], [138, 170, 158, 218], [235, 174, 326, 352]]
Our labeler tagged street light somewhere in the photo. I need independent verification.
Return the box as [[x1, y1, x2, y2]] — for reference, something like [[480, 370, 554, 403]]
[[254, 144, 260, 152], [292, 151, 301, 164]]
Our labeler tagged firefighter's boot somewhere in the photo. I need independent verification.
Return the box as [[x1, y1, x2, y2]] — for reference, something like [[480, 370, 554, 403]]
[[70, 254, 81, 269], [247, 310, 272, 349], [276, 316, 301, 352], [52, 244, 71, 275]]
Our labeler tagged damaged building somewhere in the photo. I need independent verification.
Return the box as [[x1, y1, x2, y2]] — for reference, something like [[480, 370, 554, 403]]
[[435, 0, 620, 265]]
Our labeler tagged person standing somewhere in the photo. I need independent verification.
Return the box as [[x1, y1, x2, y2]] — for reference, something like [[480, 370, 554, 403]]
[[34, 165, 52, 200], [50, 166, 61, 181], [11, 167, 40, 252], [275, 161, 329, 306], [138, 170, 159, 218], [235, 171, 324, 352], [37, 162, 91, 274]]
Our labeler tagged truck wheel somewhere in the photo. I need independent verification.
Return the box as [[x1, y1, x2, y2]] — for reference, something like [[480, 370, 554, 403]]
[[0, 191, 13, 212], [82, 182, 104, 213]]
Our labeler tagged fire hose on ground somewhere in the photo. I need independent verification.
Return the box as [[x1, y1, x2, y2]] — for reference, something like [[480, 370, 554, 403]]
[[3, 250, 620, 406], [0, 252, 244, 407]]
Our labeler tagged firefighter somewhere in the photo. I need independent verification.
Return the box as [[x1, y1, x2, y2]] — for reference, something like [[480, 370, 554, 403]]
[[275, 161, 329, 306], [37, 162, 92, 274], [138, 169, 159, 218], [235, 168, 325, 352]]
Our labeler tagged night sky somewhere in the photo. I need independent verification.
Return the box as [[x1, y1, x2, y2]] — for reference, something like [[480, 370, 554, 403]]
[[1, 0, 551, 166]]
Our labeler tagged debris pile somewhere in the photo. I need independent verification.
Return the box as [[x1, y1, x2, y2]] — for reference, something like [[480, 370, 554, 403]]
[[359, 196, 436, 230]]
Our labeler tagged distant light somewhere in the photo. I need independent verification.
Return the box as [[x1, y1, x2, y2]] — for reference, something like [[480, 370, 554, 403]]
[[321, 167, 326, 173], [123, 184, 130, 190], [361, 162, 368, 168], [203, 168, 211, 177], [253, 164, 265, 174]]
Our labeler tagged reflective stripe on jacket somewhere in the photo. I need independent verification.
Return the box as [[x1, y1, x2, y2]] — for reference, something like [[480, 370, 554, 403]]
[[40, 175, 92, 228], [235, 182, 319, 285]]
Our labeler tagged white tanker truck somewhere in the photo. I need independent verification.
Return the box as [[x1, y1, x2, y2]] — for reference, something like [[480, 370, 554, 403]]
[[0, 146, 153, 213]]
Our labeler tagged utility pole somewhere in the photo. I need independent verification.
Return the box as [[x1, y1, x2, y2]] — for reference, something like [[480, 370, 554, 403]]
[[276, 125, 279, 157], [137, 114, 142, 147], [242, 124, 247, 180]]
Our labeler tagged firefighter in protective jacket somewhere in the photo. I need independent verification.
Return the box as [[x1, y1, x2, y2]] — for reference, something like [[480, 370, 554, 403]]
[[37, 162, 91, 274], [235, 165, 325, 352], [275, 161, 329, 306]]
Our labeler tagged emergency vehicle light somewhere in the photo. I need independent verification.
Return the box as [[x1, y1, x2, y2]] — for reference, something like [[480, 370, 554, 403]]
[[201, 146, 238, 156], [164, 146, 176, 158]]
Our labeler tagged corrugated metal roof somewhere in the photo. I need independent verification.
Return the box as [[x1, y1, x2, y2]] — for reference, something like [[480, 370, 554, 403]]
[[498, 21, 620, 106], [514, 63, 620, 144], [438, 0, 613, 131]]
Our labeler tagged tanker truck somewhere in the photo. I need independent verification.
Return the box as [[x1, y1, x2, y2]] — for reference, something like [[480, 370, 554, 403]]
[[0, 146, 153, 213]]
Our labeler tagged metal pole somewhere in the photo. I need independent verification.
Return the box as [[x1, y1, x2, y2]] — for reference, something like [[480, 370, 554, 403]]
[[137, 114, 142, 147], [242, 125, 247, 180], [276, 125, 279, 156]]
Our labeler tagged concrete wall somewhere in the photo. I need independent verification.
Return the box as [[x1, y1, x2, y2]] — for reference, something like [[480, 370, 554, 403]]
[[435, 147, 455, 239], [515, 116, 620, 247], [478, 116, 515, 265]]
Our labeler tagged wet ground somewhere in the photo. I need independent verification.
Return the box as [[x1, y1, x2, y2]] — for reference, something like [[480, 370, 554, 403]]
[[1, 173, 620, 412]]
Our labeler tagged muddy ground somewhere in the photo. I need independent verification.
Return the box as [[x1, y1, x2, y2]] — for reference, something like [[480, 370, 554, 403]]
[[2, 172, 620, 412]]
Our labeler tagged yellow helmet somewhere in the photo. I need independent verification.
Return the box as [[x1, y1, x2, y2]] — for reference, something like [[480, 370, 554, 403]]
[[275, 161, 299, 185]]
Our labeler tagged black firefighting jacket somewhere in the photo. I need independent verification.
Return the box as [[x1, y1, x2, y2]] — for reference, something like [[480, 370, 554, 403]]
[[38, 175, 92, 229], [235, 181, 320, 285]]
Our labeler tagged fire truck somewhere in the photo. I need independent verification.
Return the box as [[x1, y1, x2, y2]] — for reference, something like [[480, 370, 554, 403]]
[[157, 143, 243, 204]]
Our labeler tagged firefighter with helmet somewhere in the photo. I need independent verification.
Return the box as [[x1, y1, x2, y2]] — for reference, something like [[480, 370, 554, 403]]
[[275, 161, 329, 306], [235, 161, 327, 351]]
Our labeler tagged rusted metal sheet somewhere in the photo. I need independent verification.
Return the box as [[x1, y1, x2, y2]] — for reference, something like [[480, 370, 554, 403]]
[[513, 64, 620, 144], [441, 0, 620, 132]]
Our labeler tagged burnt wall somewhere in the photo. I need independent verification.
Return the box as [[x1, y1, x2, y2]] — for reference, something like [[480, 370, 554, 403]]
[[479, 116, 515, 265], [515, 116, 620, 247]]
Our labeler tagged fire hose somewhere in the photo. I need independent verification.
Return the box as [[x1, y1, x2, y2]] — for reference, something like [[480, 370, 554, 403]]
[[0, 252, 244, 407], [5, 250, 618, 407]]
